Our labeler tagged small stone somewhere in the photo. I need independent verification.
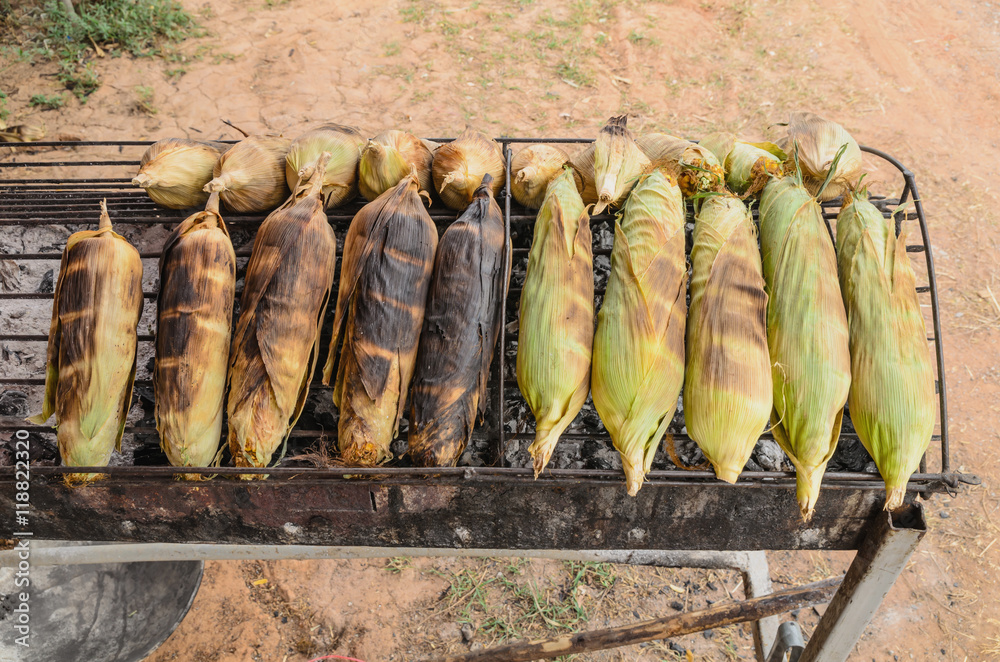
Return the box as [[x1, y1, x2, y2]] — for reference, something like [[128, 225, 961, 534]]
[[702, 630, 714, 639], [668, 641, 686, 654], [461, 623, 474, 643], [670, 601, 684, 611], [939, 511, 950, 519]]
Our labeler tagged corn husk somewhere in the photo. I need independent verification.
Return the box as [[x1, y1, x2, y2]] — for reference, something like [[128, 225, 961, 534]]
[[28, 201, 144, 484], [226, 153, 338, 474], [432, 129, 506, 210], [758, 174, 851, 520], [154, 192, 236, 474], [322, 169, 439, 465], [570, 144, 599, 205], [685, 194, 772, 483], [517, 168, 594, 476], [593, 116, 651, 215], [699, 132, 785, 197], [359, 130, 437, 201], [774, 112, 862, 202], [636, 132, 724, 198], [592, 169, 686, 495], [286, 124, 366, 208], [132, 138, 225, 209], [0, 124, 46, 143], [836, 190, 935, 510], [511, 144, 582, 209], [205, 135, 291, 213], [409, 174, 510, 466]]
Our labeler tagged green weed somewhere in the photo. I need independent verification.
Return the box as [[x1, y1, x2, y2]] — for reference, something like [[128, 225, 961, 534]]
[[134, 85, 157, 114], [29, 93, 64, 109]]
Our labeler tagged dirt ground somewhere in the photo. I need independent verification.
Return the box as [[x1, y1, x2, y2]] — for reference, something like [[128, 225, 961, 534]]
[[2, 0, 1000, 659]]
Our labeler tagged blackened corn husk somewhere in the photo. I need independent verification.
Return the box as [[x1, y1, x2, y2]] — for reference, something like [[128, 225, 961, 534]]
[[517, 168, 594, 476], [28, 201, 144, 484], [359, 130, 437, 201], [570, 143, 599, 206], [636, 132, 724, 198], [155, 192, 236, 475], [133, 138, 225, 209], [759, 175, 851, 520], [409, 174, 510, 466], [836, 190, 935, 510], [432, 129, 506, 210], [592, 169, 686, 495], [699, 132, 785, 197], [593, 115, 651, 215], [205, 135, 291, 213], [685, 195, 772, 483], [226, 153, 337, 475], [286, 124, 366, 208], [511, 144, 582, 209], [322, 170, 439, 465], [774, 112, 862, 202]]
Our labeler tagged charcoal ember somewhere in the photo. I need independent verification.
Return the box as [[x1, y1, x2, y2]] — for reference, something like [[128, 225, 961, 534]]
[[752, 439, 787, 472], [390, 436, 408, 461], [551, 440, 582, 469], [864, 461, 878, 473], [593, 254, 611, 292], [582, 437, 620, 470], [510, 258, 527, 289], [828, 436, 875, 472], [743, 457, 763, 472], [576, 396, 605, 433], [36, 268, 54, 293], [593, 220, 614, 250], [3, 431, 58, 465], [664, 435, 707, 469], [0, 390, 28, 417], [503, 341, 518, 382], [504, 439, 531, 468]]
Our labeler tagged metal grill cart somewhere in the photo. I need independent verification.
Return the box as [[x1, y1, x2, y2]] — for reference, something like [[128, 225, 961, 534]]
[[0, 138, 979, 661]]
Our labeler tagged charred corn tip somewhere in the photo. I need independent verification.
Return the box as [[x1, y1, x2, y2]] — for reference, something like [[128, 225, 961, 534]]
[[884, 485, 906, 511], [98, 199, 111, 229]]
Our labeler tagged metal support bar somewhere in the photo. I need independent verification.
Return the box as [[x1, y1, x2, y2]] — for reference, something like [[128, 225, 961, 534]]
[[799, 503, 927, 662], [767, 621, 805, 662]]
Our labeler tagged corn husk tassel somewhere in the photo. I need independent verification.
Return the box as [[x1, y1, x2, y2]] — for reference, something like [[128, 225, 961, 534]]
[[593, 116, 650, 214], [698, 132, 785, 197], [685, 194, 772, 483], [636, 132, 724, 198], [432, 129, 506, 210], [409, 174, 510, 466], [322, 169, 439, 465], [205, 134, 291, 213], [836, 190, 935, 510], [774, 112, 863, 202], [133, 138, 225, 209], [359, 130, 437, 201], [517, 168, 594, 476], [511, 144, 582, 209], [286, 123, 367, 208], [28, 201, 144, 484], [592, 169, 686, 495]]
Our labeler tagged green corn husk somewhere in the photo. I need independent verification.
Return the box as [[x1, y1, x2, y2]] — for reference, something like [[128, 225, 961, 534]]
[[226, 154, 338, 475], [592, 169, 686, 495], [322, 169, 439, 465], [155, 192, 236, 475], [774, 112, 863, 202], [593, 116, 651, 215], [205, 134, 292, 213], [409, 174, 510, 466], [358, 130, 437, 202], [685, 194, 772, 483], [569, 143, 599, 205], [636, 132, 724, 198], [517, 168, 594, 476], [285, 124, 366, 209], [132, 138, 225, 209], [28, 201, 144, 484], [699, 132, 785, 197], [836, 190, 935, 510], [759, 173, 852, 520]]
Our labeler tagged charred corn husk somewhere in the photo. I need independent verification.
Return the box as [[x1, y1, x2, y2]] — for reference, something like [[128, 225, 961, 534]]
[[28, 201, 144, 483], [409, 174, 510, 466], [593, 115, 651, 214], [699, 132, 785, 197], [432, 129, 506, 210], [592, 169, 686, 495], [836, 190, 935, 510], [517, 168, 594, 476], [205, 134, 291, 212], [155, 192, 236, 473], [685, 195, 772, 483], [286, 124, 366, 208], [511, 144, 582, 209], [774, 112, 862, 202], [226, 153, 337, 473], [636, 132, 724, 198], [359, 130, 436, 201], [322, 169, 439, 465], [132, 138, 225, 209], [570, 143, 599, 205], [759, 174, 851, 520]]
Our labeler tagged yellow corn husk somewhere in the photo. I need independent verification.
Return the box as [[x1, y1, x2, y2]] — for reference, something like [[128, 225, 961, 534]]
[[592, 169, 686, 495], [593, 115, 651, 215], [204, 135, 291, 213], [774, 112, 863, 202], [0, 124, 46, 143], [432, 129, 506, 210], [511, 144, 583, 209], [685, 195, 772, 483], [836, 190, 935, 510], [409, 174, 510, 466], [699, 132, 785, 197], [154, 192, 236, 474], [28, 201, 144, 484], [759, 174, 852, 520], [286, 123, 366, 208], [132, 138, 225, 209], [636, 132, 724, 198], [322, 169, 439, 465], [569, 143, 599, 205], [226, 153, 338, 474], [359, 130, 437, 201], [516, 168, 594, 476]]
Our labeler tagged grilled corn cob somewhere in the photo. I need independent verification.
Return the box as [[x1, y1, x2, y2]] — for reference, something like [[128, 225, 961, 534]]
[[636, 133, 724, 198], [132, 138, 225, 209], [511, 144, 581, 209], [286, 124, 366, 208], [432, 129, 506, 210], [205, 134, 291, 213], [593, 115, 650, 214], [698, 132, 784, 197], [774, 112, 862, 202], [359, 130, 436, 201]]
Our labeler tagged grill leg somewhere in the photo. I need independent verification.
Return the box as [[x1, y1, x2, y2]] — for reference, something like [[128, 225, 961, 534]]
[[742, 550, 779, 661], [798, 502, 926, 662]]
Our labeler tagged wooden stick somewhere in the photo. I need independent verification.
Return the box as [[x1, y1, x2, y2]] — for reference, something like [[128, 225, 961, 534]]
[[421, 576, 842, 662]]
